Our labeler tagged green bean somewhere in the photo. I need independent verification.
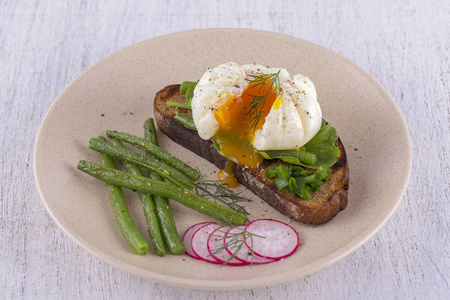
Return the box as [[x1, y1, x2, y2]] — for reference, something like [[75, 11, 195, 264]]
[[106, 130, 200, 181], [110, 138, 165, 256], [145, 118, 185, 255], [144, 118, 159, 146], [89, 138, 194, 190], [174, 113, 197, 131], [148, 171, 185, 255], [77, 160, 248, 225], [97, 137, 148, 255]]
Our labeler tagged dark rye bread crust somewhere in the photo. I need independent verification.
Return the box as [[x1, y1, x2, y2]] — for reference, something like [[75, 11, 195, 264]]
[[154, 84, 349, 224]]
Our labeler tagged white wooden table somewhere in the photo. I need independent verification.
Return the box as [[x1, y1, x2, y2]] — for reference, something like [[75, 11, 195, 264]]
[[2, 0, 449, 298]]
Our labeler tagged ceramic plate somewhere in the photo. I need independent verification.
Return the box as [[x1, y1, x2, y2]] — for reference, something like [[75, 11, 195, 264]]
[[34, 29, 411, 290]]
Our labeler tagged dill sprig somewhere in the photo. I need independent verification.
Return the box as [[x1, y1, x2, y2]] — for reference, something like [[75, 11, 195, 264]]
[[246, 71, 281, 132], [195, 175, 251, 215], [209, 225, 266, 266]]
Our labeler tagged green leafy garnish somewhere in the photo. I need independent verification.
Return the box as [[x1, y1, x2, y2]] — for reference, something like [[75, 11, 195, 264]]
[[174, 113, 197, 131], [259, 121, 340, 169], [259, 149, 316, 166], [180, 81, 195, 93], [303, 121, 340, 168], [167, 81, 197, 109], [265, 165, 332, 200]]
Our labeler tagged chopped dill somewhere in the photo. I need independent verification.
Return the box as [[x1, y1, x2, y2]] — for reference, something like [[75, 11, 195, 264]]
[[245, 71, 281, 132], [195, 174, 251, 216]]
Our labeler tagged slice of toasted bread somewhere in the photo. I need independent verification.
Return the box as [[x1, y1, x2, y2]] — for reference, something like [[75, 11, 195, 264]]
[[154, 84, 349, 224]]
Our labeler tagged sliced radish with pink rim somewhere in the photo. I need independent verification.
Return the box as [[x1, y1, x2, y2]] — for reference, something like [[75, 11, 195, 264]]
[[183, 219, 300, 266], [182, 222, 214, 259], [244, 219, 299, 260], [191, 223, 222, 264], [207, 226, 249, 266], [225, 226, 277, 265]]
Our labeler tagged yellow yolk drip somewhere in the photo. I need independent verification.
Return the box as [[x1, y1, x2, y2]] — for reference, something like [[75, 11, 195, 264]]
[[217, 160, 239, 188], [213, 79, 278, 186]]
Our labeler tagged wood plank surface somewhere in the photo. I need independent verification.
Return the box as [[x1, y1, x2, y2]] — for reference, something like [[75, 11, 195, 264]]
[[1, 0, 449, 299]]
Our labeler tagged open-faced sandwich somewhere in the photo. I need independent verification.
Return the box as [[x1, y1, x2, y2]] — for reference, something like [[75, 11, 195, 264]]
[[154, 62, 349, 225]]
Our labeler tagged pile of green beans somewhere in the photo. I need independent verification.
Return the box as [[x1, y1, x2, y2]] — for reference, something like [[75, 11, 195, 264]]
[[77, 118, 247, 256]]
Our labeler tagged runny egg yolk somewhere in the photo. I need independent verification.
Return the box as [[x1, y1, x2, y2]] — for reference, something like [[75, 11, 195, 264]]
[[213, 78, 278, 170]]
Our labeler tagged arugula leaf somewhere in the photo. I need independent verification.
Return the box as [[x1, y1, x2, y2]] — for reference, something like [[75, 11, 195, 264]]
[[302, 122, 340, 168], [180, 81, 196, 93], [185, 82, 196, 104], [259, 121, 340, 169], [259, 149, 316, 166]]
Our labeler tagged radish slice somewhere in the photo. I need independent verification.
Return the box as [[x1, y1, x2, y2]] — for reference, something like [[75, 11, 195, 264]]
[[225, 226, 277, 265], [191, 223, 222, 264], [182, 222, 214, 259], [244, 219, 299, 260], [207, 226, 249, 266]]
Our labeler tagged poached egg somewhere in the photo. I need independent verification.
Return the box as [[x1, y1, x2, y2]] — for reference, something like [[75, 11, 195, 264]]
[[191, 62, 322, 172]]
